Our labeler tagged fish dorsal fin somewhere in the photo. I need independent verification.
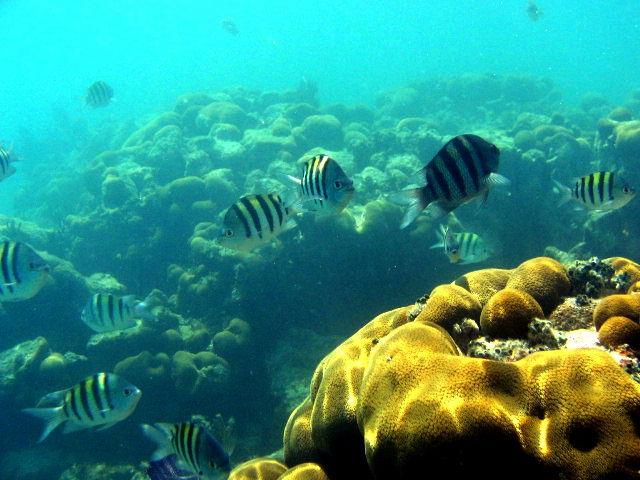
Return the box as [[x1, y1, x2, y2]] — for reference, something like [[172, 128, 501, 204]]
[[35, 389, 67, 408]]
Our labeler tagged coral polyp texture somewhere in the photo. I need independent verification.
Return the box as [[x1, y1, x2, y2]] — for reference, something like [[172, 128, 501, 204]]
[[273, 256, 640, 480]]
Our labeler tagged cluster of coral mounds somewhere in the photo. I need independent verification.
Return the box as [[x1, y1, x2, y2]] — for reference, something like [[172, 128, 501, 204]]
[[229, 256, 640, 480]]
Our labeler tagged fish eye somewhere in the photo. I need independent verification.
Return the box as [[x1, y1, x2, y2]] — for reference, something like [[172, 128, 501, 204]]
[[123, 388, 131, 396], [198, 470, 204, 476], [225, 229, 234, 237], [623, 186, 631, 194], [209, 460, 216, 467], [334, 180, 342, 189]]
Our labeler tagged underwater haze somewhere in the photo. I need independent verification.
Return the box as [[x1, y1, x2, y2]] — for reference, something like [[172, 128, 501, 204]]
[[1, 0, 640, 479]]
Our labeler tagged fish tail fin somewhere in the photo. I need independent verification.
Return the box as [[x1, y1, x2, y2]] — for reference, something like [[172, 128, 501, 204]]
[[23, 406, 65, 442], [394, 187, 430, 229], [133, 293, 158, 321], [552, 179, 572, 207], [141, 423, 173, 461]]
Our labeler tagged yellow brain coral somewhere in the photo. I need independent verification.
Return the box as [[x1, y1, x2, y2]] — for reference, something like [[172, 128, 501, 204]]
[[277, 463, 330, 480], [479, 288, 544, 338], [607, 257, 640, 285], [228, 458, 287, 480], [505, 256, 571, 315], [453, 267, 513, 306], [598, 316, 640, 349], [357, 323, 640, 479], [593, 293, 640, 330], [415, 284, 482, 329]]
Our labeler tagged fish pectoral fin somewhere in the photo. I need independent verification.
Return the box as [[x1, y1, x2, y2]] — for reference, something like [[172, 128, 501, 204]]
[[429, 241, 444, 249], [423, 201, 449, 222], [483, 173, 511, 188]]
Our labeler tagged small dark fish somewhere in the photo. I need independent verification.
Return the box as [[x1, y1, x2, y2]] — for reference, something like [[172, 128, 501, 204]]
[[85, 80, 113, 108], [397, 134, 509, 228], [147, 455, 198, 480], [221, 18, 239, 35], [527, 0, 543, 21]]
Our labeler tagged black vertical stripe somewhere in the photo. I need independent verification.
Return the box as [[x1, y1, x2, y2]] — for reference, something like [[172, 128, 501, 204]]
[[91, 374, 105, 417], [580, 177, 586, 203], [11, 242, 21, 283], [314, 157, 324, 200], [441, 150, 467, 198], [79, 381, 94, 421], [103, 373, 114, 410], [596, 172, 605, 204], [430, 161, 452, 202], [267, 194, 284, 226], [231, 204, 251, 239], [96, 294, 105, 326], [308, 159, 317, 197], [1, 242, 14, 293], [185, 424, 197, 471], [301, 163, 310, 197], [177, 423, 187, 461], [62, 398, 70, 418], [464, 135, 490, 176], [255, 195, 274, 233], [608, 172, 615, 200], [573, 181, 579, 200], [193, 426, 203, 472], [587, 173, 595, 205], [118, 297, 124, 323], [320, 157, 329, 200], [240, 197, 263, 239], [69, 388, 82, 421], [107, 295, 115, 326], [452, 137, 479, 192]]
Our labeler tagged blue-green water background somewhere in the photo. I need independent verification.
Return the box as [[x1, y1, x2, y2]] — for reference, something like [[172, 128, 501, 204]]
[[1, 1, 640, 478], [1, 0, 639, 209]]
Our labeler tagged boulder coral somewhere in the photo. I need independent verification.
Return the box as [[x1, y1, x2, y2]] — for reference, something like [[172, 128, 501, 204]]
[[277, 257, 640, 480], [479, 288, 544, 339], [598, 316, 640, 349], [505, 257, 571, 315], [453, 267, 513, 306], [593, 293, 640, 330], [228, 458, 287, 480]]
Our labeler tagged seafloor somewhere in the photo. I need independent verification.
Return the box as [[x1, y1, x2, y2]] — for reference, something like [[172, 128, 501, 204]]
[[1, 74, 640, 479]]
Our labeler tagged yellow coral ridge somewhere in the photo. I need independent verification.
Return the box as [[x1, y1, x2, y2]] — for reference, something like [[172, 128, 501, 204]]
[[228, 458, 287, 480], [480, 288, 544, 338]]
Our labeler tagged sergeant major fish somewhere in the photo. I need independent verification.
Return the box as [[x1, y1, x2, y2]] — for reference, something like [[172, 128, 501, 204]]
[[141, 422, 231, 479], [0, 146, 17, 181], [85, 80, 113, 108], [284, 154, 354, 213], [554, 171, 635, 212], [81, 292, 156, 333], [0, 240, 50, 302], [23, 372, 141, 442], [398, 134, 510, 228], [217, 193, 295, 252], [430, 225, 491, 265]]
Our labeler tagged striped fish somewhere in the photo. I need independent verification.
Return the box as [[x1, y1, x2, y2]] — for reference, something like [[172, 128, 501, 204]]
[[0, 241, 50, 302], [554, 171, 635, 211], [23, 373, 141, 442], [398, 134, 510, 228], [81, 293, 155, 333], [0, 146, 17, 181], [85, 80, 113, 108], [430, 225, 491, 265], [141, 422, 231, 478], [217, 193, 294, 251], [285, 154, 354, 213]]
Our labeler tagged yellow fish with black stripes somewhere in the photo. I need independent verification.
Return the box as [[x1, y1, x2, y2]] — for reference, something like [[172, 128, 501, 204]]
[[553, 171, 635, 212], [22, 372, 141, 442], [0, 240, 50, 302], [216, 193, 296, 252], [284, 154, 354, 214], [141, 421, 231, 479]]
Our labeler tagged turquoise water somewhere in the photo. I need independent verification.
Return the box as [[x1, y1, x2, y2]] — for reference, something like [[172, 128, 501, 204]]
[[1, 1, 639, 479]]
